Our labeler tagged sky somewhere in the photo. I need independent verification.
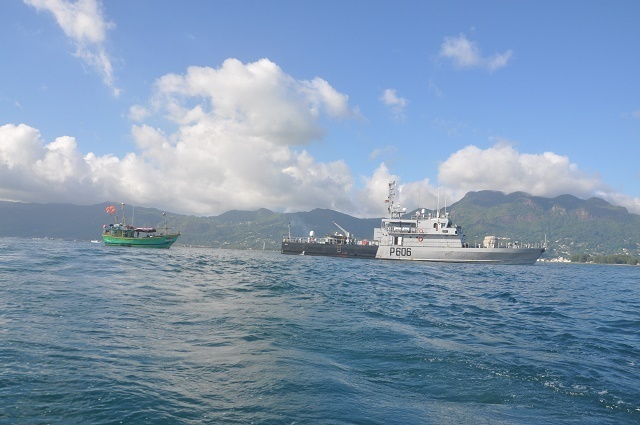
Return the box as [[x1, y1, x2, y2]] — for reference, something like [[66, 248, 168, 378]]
[[1, 0, 639, 217]]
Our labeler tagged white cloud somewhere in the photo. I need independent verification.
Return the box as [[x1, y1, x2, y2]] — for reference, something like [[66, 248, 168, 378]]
[[0, 123, 95, 201], [301, 77, 353, 119], [35, 135, 88, 182], [380, 89, 408, 120], [352, 165, 451, 218], [3, 118, 640, 216], [436, 142, 640, 214], [128, 105, 149, 122], [0, 123, 41, 169], [149, 59, 346, 146], [353, 163, 399, 217], [3, 57, 639, 217], [362, 143, 640, 217], [24, 0, 120, 96], [368, 145, 396, 161], [0, 59, 363, 215], [439, 33, 513, 72], [427, 79, 443, 98]]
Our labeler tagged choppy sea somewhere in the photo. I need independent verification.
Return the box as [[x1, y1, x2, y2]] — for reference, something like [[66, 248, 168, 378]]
[[1, 237, 639, 424]]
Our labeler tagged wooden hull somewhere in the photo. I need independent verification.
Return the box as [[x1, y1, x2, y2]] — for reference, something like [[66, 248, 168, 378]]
[[102, 233, 180, 249]]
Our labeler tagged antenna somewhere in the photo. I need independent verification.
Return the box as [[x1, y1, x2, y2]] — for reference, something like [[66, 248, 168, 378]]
[[432, 193, 436, 218], [444, 189, 447, 216]]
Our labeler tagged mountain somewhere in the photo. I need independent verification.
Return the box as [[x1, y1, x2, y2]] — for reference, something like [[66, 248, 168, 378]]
[[0, 201, 177, 241], [1, 191, 638, 258], [446, 191, 640, 258], [173, 207, 380, 250]]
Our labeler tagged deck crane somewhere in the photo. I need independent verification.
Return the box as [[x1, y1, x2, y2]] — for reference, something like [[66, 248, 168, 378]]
[[332, 221, 351, 240]]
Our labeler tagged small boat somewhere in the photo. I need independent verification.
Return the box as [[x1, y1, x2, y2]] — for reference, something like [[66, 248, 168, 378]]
[[282, 181, 545, 264], [102, 204, 180, 249]]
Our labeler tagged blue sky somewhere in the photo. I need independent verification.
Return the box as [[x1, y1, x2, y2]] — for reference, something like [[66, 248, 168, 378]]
[[1, 0, 639, 216]]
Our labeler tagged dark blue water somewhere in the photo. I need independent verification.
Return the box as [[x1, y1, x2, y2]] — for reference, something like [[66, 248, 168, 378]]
[[1, 238, 638, 424]]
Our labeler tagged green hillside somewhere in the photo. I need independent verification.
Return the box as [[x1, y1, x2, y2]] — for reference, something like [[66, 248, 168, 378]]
[[447, 191, 640, 258], [1, 191, 639, 258]]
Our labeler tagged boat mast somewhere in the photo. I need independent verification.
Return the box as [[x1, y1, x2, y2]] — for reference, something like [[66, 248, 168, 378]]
[[162, 212, 168, 233], [387, 181, 398, 218], [386, 181, 407, 219], [121, 203, 126, 225]]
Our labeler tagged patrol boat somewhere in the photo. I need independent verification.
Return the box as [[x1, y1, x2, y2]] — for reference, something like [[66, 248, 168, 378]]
[[282, 181, 545, 264], [373, 181, 545, 264]]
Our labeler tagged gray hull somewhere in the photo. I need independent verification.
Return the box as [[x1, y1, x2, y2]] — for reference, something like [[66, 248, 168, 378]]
[[375, 245, 544, 265], [281, 241, 378, 258], [282, 242, 543, 264]]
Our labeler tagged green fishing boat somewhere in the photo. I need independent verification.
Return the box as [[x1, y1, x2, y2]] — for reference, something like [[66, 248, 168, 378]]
[[102, 204, 180, 249]]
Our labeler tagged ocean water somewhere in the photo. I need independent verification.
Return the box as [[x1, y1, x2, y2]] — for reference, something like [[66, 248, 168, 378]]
[[0, 238, 638, 425]]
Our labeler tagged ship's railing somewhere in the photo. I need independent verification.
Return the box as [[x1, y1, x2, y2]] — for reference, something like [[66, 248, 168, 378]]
[[382, 222, 459, 234], [282, 236, 379, 246], [470, 241, 547, 249]]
